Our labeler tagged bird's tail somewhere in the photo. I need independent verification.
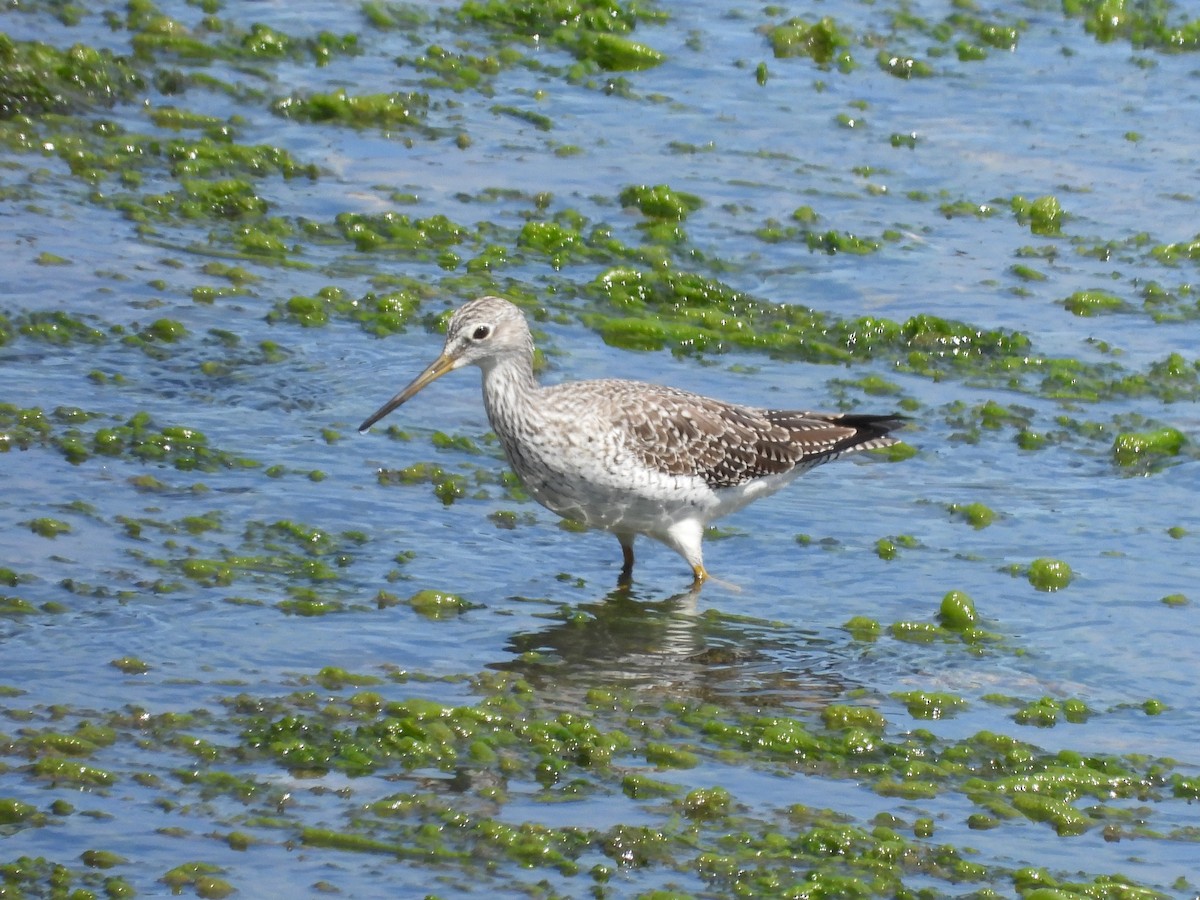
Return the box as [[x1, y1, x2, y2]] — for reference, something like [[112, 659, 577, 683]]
[[828, 413, 906, 453]]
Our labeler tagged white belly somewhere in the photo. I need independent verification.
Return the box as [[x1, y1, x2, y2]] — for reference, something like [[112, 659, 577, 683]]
[[501, 422, 803, 537]]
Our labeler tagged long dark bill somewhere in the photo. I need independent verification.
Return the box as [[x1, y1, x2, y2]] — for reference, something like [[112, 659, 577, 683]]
[[358, 352, 456, 432]]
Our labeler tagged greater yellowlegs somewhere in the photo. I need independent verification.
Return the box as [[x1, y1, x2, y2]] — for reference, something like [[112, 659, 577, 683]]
[[360, 296, 905, 586]]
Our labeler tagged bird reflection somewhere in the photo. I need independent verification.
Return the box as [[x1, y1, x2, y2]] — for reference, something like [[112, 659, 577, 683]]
[[492, 584, 853, 709]]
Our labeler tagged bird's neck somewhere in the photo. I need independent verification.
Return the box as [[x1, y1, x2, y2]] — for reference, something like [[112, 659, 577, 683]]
[[480, 352, 541, 436]]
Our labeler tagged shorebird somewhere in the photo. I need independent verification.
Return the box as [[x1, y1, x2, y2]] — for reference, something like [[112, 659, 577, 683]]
[[360, 296, 904, 587]]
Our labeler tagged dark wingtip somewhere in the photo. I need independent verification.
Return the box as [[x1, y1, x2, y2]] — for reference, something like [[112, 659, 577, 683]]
[[837, 413, 907, 438], [824, 413, 909, 456]]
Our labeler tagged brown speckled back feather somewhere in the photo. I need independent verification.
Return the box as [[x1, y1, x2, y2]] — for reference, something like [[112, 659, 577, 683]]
[[621, 384, 904, 489]]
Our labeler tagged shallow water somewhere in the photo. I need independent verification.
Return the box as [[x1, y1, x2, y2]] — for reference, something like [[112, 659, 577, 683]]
[[3, 0, 1200, 896]]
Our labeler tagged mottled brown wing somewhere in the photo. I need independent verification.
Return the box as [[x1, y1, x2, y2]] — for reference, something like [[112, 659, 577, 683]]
[[623, 386, 903, 489]]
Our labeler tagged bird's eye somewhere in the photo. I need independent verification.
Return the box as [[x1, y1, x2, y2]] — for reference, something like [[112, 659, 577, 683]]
[[471, 325, 491, 341]]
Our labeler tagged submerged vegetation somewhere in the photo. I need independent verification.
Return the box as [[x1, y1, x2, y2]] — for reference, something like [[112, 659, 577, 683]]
[[2, 647, 1195, 896]]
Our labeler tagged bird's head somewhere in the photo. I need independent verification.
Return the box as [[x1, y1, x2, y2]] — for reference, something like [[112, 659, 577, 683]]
[[358, 296, 532, 432]]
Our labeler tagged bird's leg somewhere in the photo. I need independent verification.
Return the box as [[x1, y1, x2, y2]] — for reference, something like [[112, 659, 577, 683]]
[[617, 533, 636, 585], [689, 563, 709, 589]]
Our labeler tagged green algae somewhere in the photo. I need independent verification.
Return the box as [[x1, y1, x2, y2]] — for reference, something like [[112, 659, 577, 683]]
[[270, 285, 423, 334], [80, 849, 127, 869], [490, 103, 554, 131], [430, 431, 485, 455], [89, 413, 259, 471], [143, 317, 188, 342], [474, 0, 667, 33], [755, 215, 886, 254], [272, 89, 429, 130], [1150, 233, 1200, 264], [887, 5, 1026, 58], [160, 137, 317, 180], [822, 704, 885, 731], [585, 266, 1032, 374], [806, 228, 882, 254], [161, 862, 234, 899], [9, 310, 106, 345], [3, 106, 1192, 409], [1011, 697, 1092, 728], [619, 183, 702, 221], [1027, 558, 1073, 592], [1011, 263, 1046, 281], [275, 594, 342, 616], [0, 855, 135, 899], [874, 534, 917, 560], [888, 620, 943, 643], [1140, 282, 1200, 322], [947, 501, 996, 529], [877, 51, 934, 79], [940, 197, 998, 219], [1011, 794, 1092, 836], [27, 517, 72, 538], [110, 657, 151, 675], [1063, 0, 1200, 51], [334, 211, 470, 255], [406, 44, 507, 91], [1063, 290, 1127, 316], [0, 35, 145, 119], [768, 17, 853, 68], [407, 589, 477, 618], [300, 826, 419, 857], [878, 441, 917, 463], [119, 516, 369, 605], [0, 597, 40, 617], [645, 742, 699, 769], [378, 462, 469, 505], [244, 681, 623, 777], [893, 691, 968, 720], [1, 660, 1193, 897], [1012, 194, 1064, 236], [843, 615, 881, 641], [456, 0, 668, 73], [0, 798, 38, 825], [31, 757, 116, 787], [834, 373, 903, 398], [622, 773, 679, 799], [134, 178, 269, 222], [121, 3, 358, 67], [573, 32, 665, 71], [175, 769, 262, 802], [678, 786, 731, 820], [938, 590, 978, 630], [1112, 426, 1186, 468]]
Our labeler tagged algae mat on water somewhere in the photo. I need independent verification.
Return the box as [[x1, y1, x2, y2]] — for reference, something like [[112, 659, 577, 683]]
[[3, 0, 1200, 897]]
